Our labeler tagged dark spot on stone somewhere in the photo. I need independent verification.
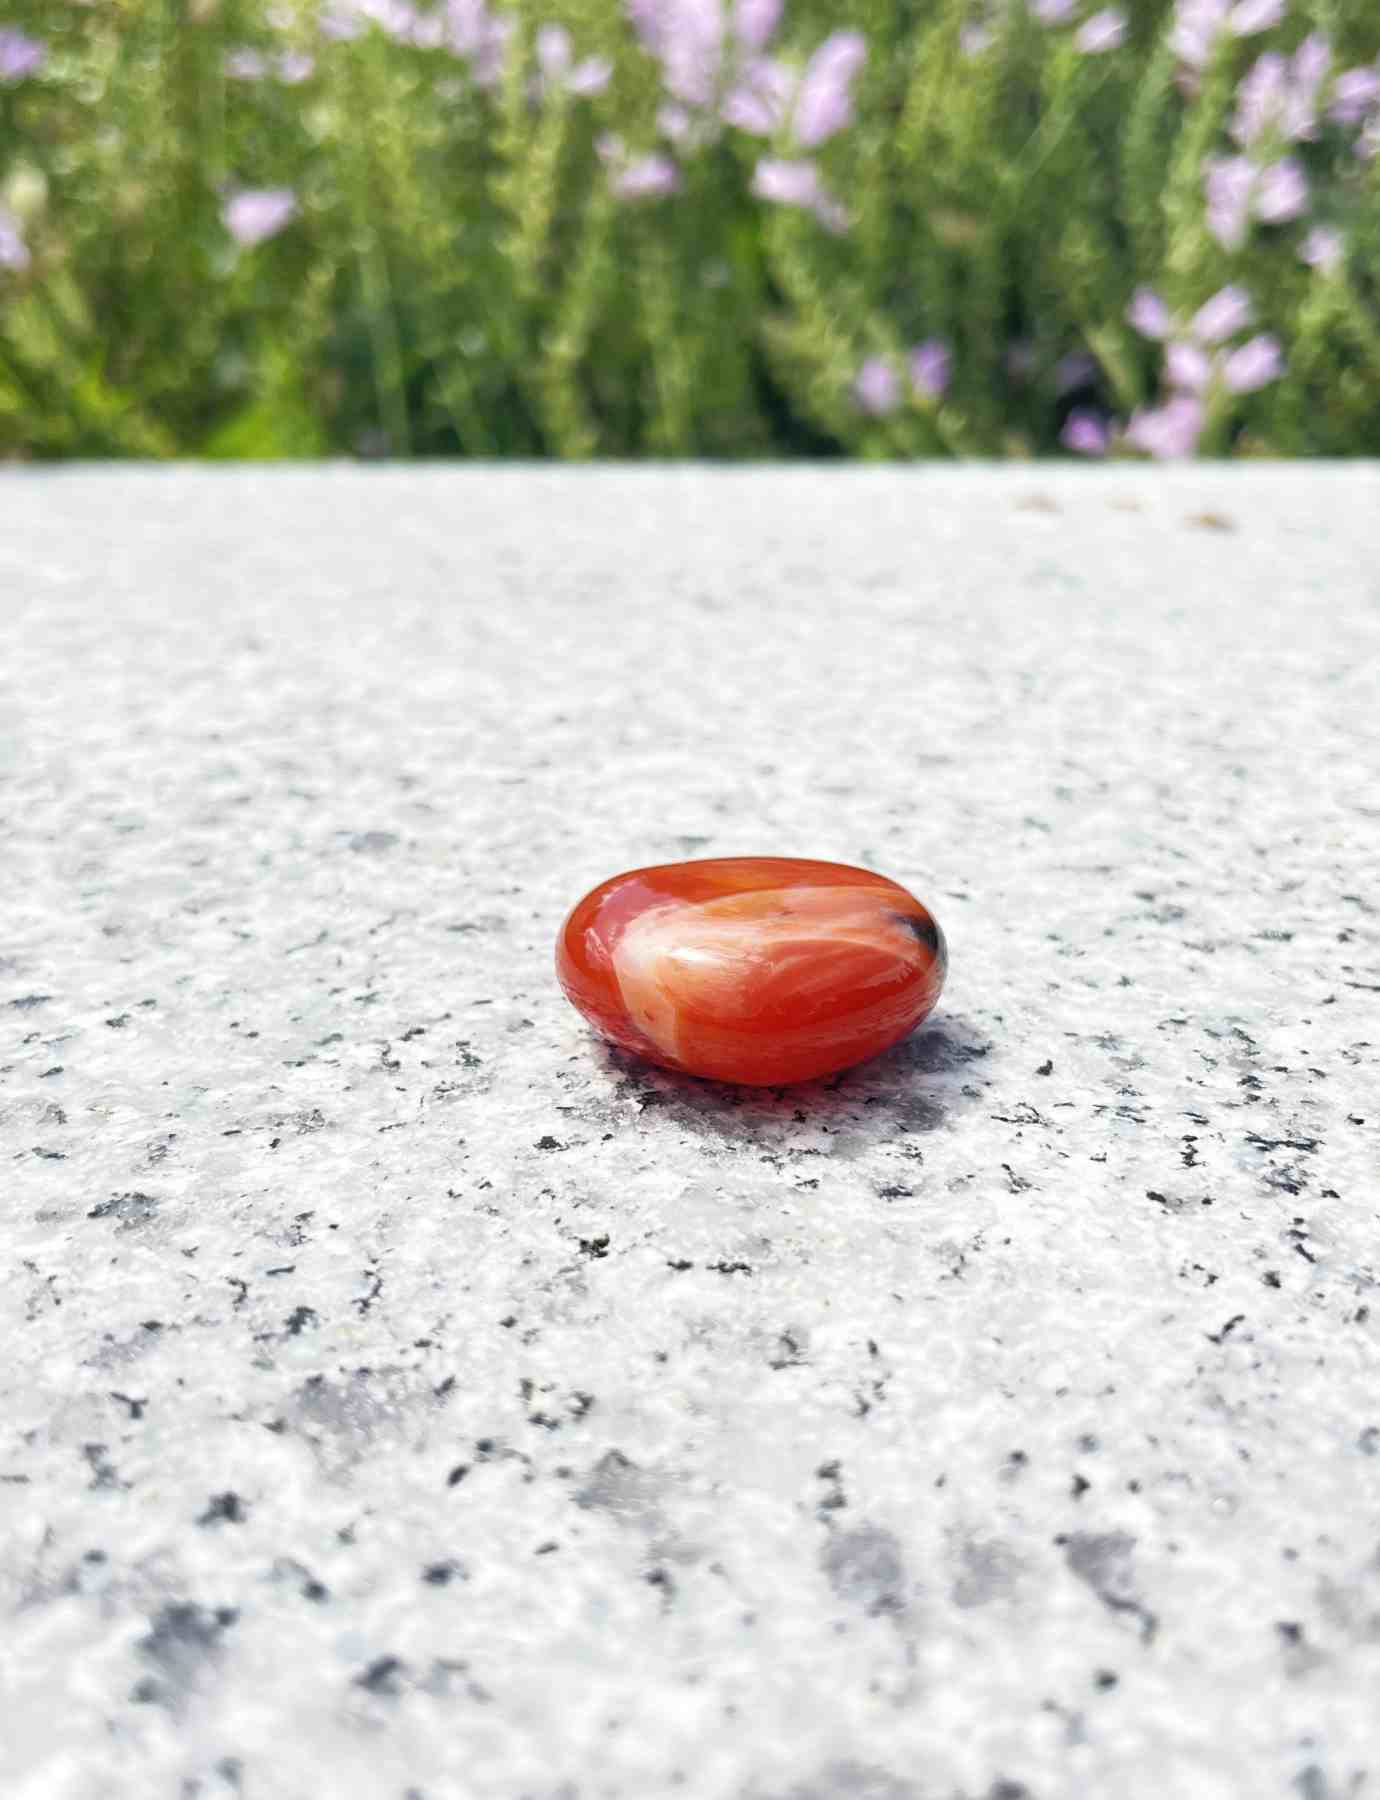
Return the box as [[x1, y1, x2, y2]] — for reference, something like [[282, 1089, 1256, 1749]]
[[1358, 1427, 1379, 1456], [1093, 1668, 1118, 1690], [87, 1192, 159, 1228], [761, 1761, 919, 1800], [1035, 1059, 1054, 1076], [137, 1602, 237, 1701], [197, 1491, 248, 1527], [821, 1524, 908, 1618], [349, 831, 399, 854], [1071, 1475, 1091, 1500], [535, 1135, 564, 1151], [302, 1579, 329, 1602], [952, 1535, 1021, 1608], [1206, 1314, 1245, 1345], [8, 994, 52, 1010], [645, 1565, 674, 1599], [284, 1306, 318, 1335], [446, 1463, 470, 1487], [574, 1448, 662, 1523], [422, 1560, 464, 1585], [354, 1655, 407, 1696], [1064, 1531, 1157, 1642], [578, 1234, 610, 1259]]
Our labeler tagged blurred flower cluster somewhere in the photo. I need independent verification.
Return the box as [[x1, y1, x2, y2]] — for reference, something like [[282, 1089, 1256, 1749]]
[[0, 0, 1377, 457]]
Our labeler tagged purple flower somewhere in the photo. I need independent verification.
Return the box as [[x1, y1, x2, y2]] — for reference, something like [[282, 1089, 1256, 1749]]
[[472, 14, 513, 86], [1230, 51, 1286, 146], [226, 48, 271, 79], [1170, 0, 1229, 71], [1209, 153, 1309, 246], [1204, 153, 1256, 248], [1165, 341, 1213, 391], [1125, 394, 1204, 459], [656, 101, 695, 141], [0, 205, 29, 272], [749, 154, 846, 227], [1189, 285, 1252, 343], [337, 0, 421, 41], [1127, 288, 1172, 340], [536, 22, 572, 79], [1228, 0, 1283, 33], [1300, 226, 1343, 271], [751, 156, 822, 207], [567, 55, 612, 95], [0, 27, 45, 82], [1061, 410, 1109, 455], [722, 55, 792, 133], [444, 0, 511, 81], [732, 0, 780, 52], [659, 0, 724, 107], [625, 0, 664, 52], [791, 29, 865, 148], [909, 339, 950, 400], [1172, 0, 1277, 72], [1254, 157, 1308, 224], [222, 188, 298, 248], [320, 1, 365, 38], [1075, 10, 1126, 53], [613, 153, 680, 199], [278, 51, 316, 82], [854, 357, 899, 417], [447, 0, 490, 53], [1231, 38, 1329, 147], [1330, 66, 1380, 127], [1221, 333, 1282, 392], [1032, 0, 1076, 22], [1289, 33, 1331, 129]]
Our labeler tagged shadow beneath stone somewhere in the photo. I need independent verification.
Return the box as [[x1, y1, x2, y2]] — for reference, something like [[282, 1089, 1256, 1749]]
[[590, 1013, 994, 1147]]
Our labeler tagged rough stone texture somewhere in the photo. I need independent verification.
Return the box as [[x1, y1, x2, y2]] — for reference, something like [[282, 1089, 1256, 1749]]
[[1, 465, 1377, 1800]]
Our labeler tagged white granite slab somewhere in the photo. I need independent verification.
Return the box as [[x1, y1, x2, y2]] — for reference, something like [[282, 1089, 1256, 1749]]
[[1, 466, 1377, 1800]]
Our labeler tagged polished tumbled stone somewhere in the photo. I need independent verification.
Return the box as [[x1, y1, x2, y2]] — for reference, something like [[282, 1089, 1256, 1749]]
[[557, 856, 946, 1085]]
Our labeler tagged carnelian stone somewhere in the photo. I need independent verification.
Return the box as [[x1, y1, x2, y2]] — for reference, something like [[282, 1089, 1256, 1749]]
[[556, 857, 946, 1087]]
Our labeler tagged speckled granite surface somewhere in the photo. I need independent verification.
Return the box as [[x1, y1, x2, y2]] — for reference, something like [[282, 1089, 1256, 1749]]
[[2, 466, 1378, 1800]]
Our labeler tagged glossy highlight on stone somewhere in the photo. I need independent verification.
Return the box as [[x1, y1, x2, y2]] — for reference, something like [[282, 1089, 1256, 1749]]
[[556, 857, 947, 1087]]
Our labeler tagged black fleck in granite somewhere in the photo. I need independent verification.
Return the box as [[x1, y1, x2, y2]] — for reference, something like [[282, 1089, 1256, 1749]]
[[1, 466, 1378, 1800]]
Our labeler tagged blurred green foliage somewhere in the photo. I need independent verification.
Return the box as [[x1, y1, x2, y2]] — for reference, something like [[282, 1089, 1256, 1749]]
[[1, 0, 1378, 458]]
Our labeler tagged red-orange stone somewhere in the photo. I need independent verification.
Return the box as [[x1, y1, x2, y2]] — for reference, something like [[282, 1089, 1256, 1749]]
[[556, 857, 947, 1087]]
